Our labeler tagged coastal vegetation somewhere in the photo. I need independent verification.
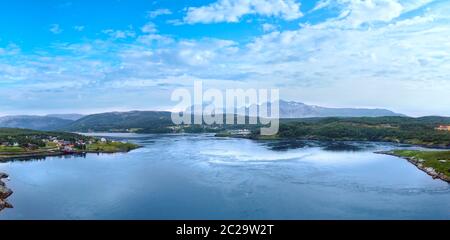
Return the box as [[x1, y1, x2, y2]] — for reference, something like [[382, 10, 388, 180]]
[[0, 128, 140, 161], [86, 141, 139, 153], [247, 116, 450, 148], [381, 150, 450, 182]]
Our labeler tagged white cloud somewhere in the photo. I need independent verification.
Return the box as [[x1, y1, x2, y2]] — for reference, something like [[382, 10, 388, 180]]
[[237, 1, 450, 114], [137, 34, 174, 45], [2, 0, 450, 116], [102, 29, 136, 39], [312, 0, 435, 28], [141, 22, 157, 33], [49, 24, 63, 34], [311, 0, 331, 12], [74, 25, 85, 31], [0, 44, 21, 56], [262, 23, 277, 32], [138, 22, 174, 44], [184, 0, 303, 24], [338, 0, 403, 27], [401, 0, 434, 12], [147, 8, 172, 18], [146, 38, 238, 67]]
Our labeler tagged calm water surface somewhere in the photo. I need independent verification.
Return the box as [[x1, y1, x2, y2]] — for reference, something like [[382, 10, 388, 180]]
[[0, 133, 449, 219]]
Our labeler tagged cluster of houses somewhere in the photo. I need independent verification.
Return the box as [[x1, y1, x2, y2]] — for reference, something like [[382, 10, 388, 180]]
[[49, 138, 85, 153], [0, 142, 20, 147], [228, 129, 252, 136], [41, 137, 108, 153], [1, 137, 86, 151], [436, 125, 450, 131]]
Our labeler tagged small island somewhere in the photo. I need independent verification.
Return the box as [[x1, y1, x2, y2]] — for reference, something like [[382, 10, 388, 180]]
[[0, 128, 140, 162]]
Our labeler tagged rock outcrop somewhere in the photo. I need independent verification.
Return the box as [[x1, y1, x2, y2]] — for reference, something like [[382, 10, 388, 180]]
[[377, 151, 450, 183], [0, 172, 13, 211]]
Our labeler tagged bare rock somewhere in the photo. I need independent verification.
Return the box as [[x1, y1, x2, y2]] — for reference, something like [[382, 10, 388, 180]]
[[0, 199, 13, 211], [425, 167, 437, 175], [0, 185, 13, 199], [4, 201, 13, 208], [0, 172, 8, 179], [0, 199, 5, 211]]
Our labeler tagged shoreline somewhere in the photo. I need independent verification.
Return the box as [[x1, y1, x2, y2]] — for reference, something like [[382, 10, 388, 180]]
[[376, 151, 450, 183], [0, 172, 13, 211], [246, 136, 450, 149], [0, 147, 141, 162]]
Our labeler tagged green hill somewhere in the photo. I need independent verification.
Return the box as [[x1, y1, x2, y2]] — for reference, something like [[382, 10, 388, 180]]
[[0, 116, 73, 131], [251, 116, 450, 147], [64, 111, 175, 133]]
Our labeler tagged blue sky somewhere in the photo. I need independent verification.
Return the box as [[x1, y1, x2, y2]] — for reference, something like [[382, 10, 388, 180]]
[[0, 0, 449, 116]]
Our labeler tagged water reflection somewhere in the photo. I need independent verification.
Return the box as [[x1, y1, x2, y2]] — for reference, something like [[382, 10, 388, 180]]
[[0, 153, 88, 163], [263, 139, 388, 152]]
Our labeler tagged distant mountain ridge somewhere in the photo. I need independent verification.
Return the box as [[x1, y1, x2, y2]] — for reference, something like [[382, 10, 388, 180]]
[[0, 100, 407, 131], [46, 114, 84, 121], [275, 100, 404, 118], [0, 115, 74, 131], [187, 100, 405, 118]]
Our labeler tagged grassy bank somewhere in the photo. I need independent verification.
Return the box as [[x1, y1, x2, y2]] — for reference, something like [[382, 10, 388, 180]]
[[86, 142, 140, 153], [389, 150, 450, 180]]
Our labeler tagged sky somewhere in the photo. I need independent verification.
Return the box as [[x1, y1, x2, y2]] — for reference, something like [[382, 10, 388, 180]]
[[0, 0, 449, 117]]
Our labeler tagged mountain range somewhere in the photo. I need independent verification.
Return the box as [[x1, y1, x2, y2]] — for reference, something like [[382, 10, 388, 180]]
[[0, 101, 405, 131], [187, 100, 404, 118], [275, 100, 404, 118]]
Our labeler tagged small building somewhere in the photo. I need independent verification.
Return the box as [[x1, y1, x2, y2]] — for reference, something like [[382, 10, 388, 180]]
[[436, 125, 450, 131], [26, 143, 38, 150], [229, 129, 252, 136], [62, 146, 74, 153], [100, 138, 107, 143]]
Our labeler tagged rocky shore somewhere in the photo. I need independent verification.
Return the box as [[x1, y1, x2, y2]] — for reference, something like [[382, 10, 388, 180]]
[[0, 172, 13, 211], [377, 151, 450, 183]]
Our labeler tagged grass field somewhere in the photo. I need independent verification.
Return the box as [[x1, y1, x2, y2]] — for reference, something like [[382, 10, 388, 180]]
[[392, 150, 450, 178], [0, 146, 27, 153], [86, 142, 139, 152]]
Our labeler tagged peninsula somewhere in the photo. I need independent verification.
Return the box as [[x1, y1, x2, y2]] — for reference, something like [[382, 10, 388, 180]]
[[0, 128, 140, 162]]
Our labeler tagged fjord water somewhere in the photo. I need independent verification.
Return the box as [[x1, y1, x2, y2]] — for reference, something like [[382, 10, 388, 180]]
[[0, 134, 449, 220]]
